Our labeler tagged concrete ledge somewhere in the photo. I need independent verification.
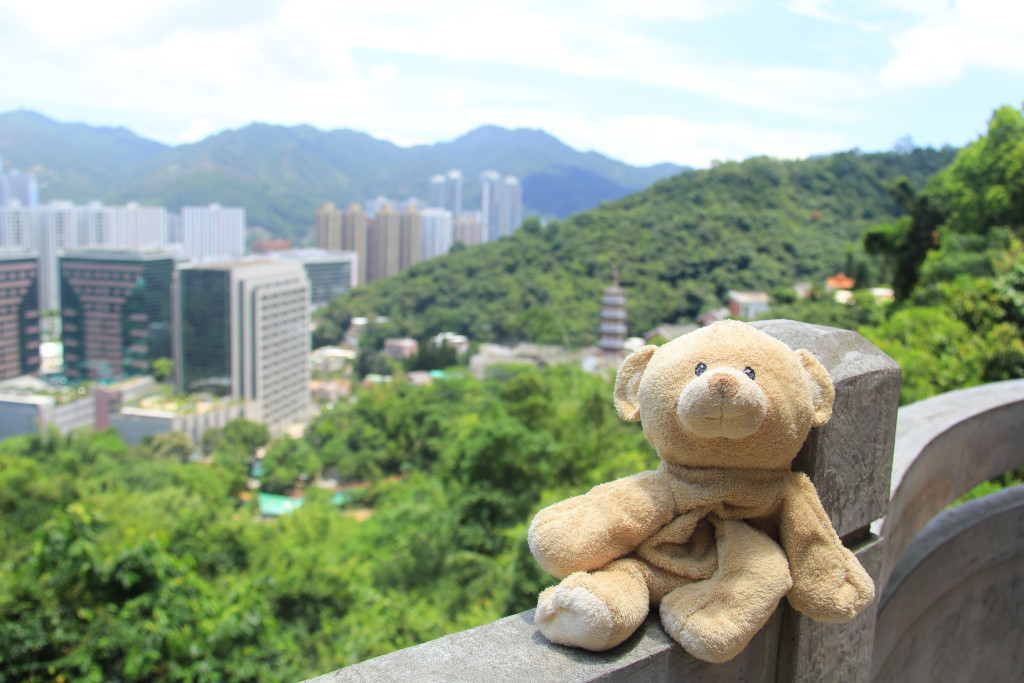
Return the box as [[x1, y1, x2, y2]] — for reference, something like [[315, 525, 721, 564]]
[[305, 608, 783, 683]]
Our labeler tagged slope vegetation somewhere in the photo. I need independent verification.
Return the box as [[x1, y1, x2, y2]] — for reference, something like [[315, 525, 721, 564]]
[[316, 146, 956, 346]]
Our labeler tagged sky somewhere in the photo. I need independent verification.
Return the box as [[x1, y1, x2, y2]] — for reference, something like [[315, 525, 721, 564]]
[[1, 0, 1022, 168]]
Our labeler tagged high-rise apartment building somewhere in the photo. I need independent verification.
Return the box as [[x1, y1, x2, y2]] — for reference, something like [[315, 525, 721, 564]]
[[481, 172, 524, 242], [428, 170, 463, 218], [316, 202, 368, 285], [36, 203, 79, 312], [453, 211, 483, 247], [76, 202, 168, 250], [175, 261, 311, 432], [367, 203, 401, 283], [398, 205, 422, 271], [315, 202, 343, 251], [60, 250, 174, 381], [0, 156, 39, 208], [181, 203, 245, 262], [0, 253, 40, 379], [421, 208, 454, 260], [501, 175, 523, 238]]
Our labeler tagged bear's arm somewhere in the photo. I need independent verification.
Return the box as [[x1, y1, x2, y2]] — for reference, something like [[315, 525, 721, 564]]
[[528, 470, 676, 579], [777, 473, 875, 622]]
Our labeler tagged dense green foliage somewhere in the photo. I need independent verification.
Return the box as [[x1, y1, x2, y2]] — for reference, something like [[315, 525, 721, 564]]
[[0, 367, 656, 681], [0, 112, 681, 241], [771, 106, 1024, 405], [316, 146, 955, 347]]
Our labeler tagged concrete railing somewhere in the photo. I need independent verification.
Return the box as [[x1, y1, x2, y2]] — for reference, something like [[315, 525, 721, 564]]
[[306, 322, 1024, 682]]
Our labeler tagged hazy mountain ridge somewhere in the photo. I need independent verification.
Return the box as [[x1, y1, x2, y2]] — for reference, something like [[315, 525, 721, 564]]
[[0, 111, 685, 240]]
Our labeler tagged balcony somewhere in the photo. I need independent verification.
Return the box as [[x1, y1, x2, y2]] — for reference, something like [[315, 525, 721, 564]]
[[307, 320, 1024, 682]]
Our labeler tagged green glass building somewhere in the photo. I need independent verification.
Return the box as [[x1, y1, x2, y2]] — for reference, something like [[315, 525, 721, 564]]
[[60, 250, 173, 381], [0, 252, 40, 379]]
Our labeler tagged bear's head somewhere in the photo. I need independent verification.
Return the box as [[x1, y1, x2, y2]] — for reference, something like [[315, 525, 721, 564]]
[[614, 320, 834, 470]]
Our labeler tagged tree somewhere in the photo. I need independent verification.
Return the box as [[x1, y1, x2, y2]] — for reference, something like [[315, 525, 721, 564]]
[[151, 357, 174, 382]]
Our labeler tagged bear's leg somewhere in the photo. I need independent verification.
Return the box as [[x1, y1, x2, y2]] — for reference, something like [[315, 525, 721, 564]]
[[535, 558, 650, 651], [659, 518, 792, 663]]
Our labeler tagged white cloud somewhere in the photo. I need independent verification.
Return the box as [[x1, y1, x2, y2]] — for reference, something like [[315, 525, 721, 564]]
[[177, 118, 216, 144], [545, 114, 852, 167], [369, 62, 398, 82], [880, 0, 1024, 88]]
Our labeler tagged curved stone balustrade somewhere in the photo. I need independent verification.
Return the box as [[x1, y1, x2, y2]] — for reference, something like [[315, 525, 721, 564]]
[[879, 378, 1024, 588]]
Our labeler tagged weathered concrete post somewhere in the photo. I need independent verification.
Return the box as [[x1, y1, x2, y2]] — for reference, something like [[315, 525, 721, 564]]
[[752, 320, 901, 683]]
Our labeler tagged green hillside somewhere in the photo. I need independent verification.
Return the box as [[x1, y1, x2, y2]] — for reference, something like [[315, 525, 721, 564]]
[[315, 145, 957, 347], [0, 112, 683, 241]]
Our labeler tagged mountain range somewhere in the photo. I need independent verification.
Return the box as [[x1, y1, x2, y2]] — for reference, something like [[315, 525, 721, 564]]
[[0, 110, 684, 242]]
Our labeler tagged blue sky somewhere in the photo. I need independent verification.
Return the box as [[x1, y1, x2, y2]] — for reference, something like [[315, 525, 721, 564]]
[[1, 0, 1022, 167]]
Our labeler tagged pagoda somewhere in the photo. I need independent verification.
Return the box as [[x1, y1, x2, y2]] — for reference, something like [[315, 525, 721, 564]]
[[599, 269, 628, 357]]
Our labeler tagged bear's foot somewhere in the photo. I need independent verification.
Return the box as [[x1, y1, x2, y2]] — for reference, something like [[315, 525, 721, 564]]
[[660, 519, 792, 663], [535, 567, 649, 651]]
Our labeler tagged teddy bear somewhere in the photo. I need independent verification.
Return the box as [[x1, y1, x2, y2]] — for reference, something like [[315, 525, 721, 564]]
[[528, 320, 874, 663]]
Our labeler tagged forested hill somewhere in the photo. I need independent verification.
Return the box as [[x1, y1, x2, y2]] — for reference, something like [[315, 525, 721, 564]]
[[315, 146, 957, 346]]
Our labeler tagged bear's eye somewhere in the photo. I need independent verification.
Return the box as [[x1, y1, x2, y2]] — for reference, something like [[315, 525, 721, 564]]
[[695, 362, 707, 376], [743, 367, 756, 381]]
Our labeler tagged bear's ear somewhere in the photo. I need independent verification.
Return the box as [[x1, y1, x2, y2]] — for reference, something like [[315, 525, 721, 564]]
[[796, 349, 835, 427], [614, 345, 657, 421]]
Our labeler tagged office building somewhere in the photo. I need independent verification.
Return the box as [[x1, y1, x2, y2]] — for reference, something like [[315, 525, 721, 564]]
[[60, 250, 174, 381], [0, 253, 40, 379], [261, 249, 356, 309], [176, 260, 311, 432], [181, 203, 245, 262]]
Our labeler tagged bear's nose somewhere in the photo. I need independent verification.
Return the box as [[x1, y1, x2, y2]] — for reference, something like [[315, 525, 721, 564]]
[[707, 371, 741, 398]]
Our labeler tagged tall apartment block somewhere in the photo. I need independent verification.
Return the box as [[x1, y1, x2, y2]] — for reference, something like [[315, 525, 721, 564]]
[[428, 169, 463, 218], [76, 202, 168, 250], [60, 250, 174, 381], [315, 202, 343, 251], [480, 171, 523, 242], [0, 154, 39, 208], [0, 253, 40, 379], [398, 205, 422, 271], [181, 204, 245, 262], [421, 208, 454, 260], [316, 202, 368, 285], [175, 261, 311, 433], [367, 203, 401, 283], [453, 211, 483, 247], [35, 202, 79, 312]]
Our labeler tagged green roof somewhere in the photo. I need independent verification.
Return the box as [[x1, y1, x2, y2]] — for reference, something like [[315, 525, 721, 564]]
[[258, 493, 304, 517], [257, 491, 347, 517]]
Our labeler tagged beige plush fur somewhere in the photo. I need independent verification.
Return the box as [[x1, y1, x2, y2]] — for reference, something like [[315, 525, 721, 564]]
[[529, 320, 874, 663]]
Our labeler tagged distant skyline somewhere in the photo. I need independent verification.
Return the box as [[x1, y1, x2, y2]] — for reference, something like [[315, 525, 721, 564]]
[[1, 1, 1022, 168]]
